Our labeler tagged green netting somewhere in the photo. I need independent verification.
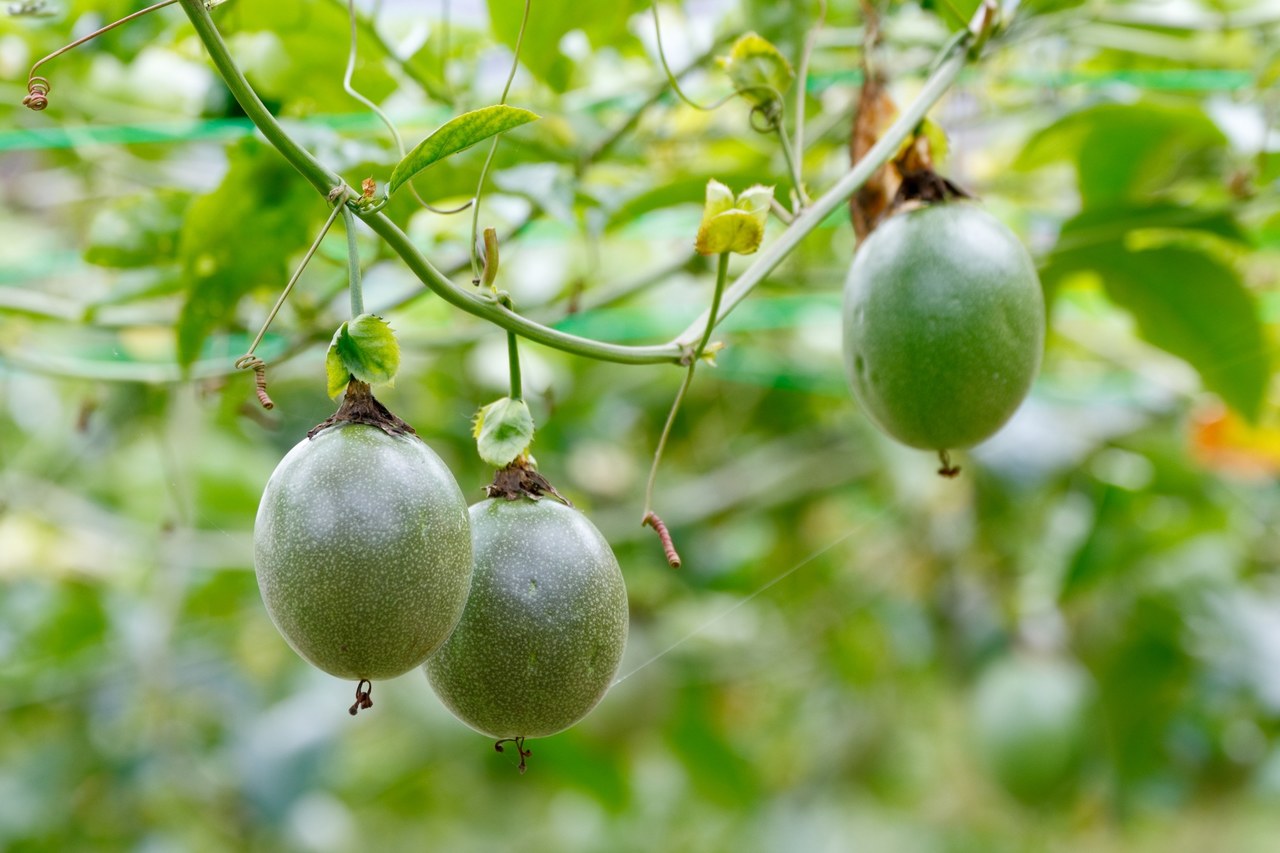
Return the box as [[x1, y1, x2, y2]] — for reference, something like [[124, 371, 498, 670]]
[[0, 68, 1256, 154]]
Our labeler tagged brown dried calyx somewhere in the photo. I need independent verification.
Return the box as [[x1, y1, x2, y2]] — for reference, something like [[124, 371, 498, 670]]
[[485, 457, 572, 505], [849, 68, 899, 244], [308, 379, 416, 439], [890, 134, 972, 208]]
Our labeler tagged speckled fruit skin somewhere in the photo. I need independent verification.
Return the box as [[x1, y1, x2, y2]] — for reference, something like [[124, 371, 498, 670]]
[[425, 498, 628, 739], [254, 424, 472, 681], [842, 203, 1045, 451]]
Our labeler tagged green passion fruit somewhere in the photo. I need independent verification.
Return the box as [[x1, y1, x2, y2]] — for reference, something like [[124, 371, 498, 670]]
[[425, 497, 628, 745], [842, 202, 1045, 454], [972, 654, 1093, 805], [254, 423, 472, 683]]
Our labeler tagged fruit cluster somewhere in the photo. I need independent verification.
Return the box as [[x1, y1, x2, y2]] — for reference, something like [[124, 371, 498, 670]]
[[234, 22, 1047, 775], [254, 380, 627, 773]]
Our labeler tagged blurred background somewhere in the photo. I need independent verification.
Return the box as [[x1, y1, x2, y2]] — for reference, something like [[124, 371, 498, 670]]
[[2, 0, 1280, 850]]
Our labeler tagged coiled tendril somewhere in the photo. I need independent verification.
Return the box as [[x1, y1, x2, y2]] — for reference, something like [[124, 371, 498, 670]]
[[234, 355, 274, 410], [22, 75, 49, 111]]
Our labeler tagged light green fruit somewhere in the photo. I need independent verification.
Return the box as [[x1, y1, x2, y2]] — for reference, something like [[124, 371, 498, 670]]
[[253, 424, 472, 681], [426, 498, 629, 739], [842, 202, 1045, 451], [972, 653, 1093, 805]]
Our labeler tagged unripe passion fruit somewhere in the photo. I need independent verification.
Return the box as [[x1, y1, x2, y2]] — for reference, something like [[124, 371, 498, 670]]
[[254, 424, 472, 681], [842, 203, 1045, 452], [972, 654, 1092, 805], [425, 498, 628, 740]]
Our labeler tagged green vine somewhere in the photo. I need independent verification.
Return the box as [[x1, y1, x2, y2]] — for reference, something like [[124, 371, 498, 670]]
[[175, 0, 986, 368]]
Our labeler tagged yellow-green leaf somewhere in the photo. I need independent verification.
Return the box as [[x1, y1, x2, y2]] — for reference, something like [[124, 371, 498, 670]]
[[696, 210, 764, 256], [695, 180, 773, 255], [703, 179, 736, 218], [388, 105, 540, 194], [717, 32, 794, 108]]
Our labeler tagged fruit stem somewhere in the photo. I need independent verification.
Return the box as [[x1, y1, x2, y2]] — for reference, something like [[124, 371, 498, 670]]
[[342, 205, 364, 318], [469, 0, 531, 284], [641, 252, 730, 554], [497, 293, 523, 402], [506, 332, 523, 401]]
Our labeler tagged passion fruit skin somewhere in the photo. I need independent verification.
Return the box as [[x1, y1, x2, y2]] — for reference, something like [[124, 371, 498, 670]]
[[425, 498, 628, 740], [842, 203, 1045, 451], [254, 424, 472, 681]]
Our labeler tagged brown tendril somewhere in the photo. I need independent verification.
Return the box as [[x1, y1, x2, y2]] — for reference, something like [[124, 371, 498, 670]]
[[642, 511, 682, 569], [21, 0, 180, 111], [494, 736, 532, 774], [233, 355, 274, 410], [23, 76, 49, 111]]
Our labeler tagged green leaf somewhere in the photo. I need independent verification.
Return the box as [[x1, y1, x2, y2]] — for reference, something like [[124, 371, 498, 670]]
[[717, 32, 794, 107], [325, 314, 401, 398], [176, 142, 318, 368], [1049, 203, 1249, 255], [472, 397, 535, 468], [921, 0, 983, 28], [1045, 240, 1268, 420], [84, 192, 189, 269], [1016, 102, 1227, 206], [388, 105, 540, 195]]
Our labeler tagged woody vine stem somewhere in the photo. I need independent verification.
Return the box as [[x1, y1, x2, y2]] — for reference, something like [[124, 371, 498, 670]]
[[174, 0, 996, 366]]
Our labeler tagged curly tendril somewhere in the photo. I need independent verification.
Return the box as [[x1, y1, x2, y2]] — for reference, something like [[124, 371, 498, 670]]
[[21, 0, 180, 111], [234, 356, 274, 410], [642, 512, 682, 569], [22, 76, 49, 111]]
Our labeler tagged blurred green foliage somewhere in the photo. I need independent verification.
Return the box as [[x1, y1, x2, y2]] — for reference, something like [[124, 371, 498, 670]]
[[2, 0, 1280, 851]]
